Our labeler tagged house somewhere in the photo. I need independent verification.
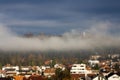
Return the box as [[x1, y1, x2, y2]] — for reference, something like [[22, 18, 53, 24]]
[[24, 75, 45, 80], [88, 60, 99, 67], [87, 74, 97, 80], [90, 55, 101, 60], [40, 66, 50, 71], [54, 64, 65, 70], [70, 64, 95, 80], [110, 54, 120, 59], [71, 73, 96, 80], [19, 66, 33, 77], [31, 66, 41, 75], [71, 74, 85, 80], [108, 74, 120, 80], [44, 68, 55, 77], [99, 65, 111, 77], [13, 75, 24, 80], [70, 64, 92, 74], [2, 66, 19, 76], [0, 70, 6, 77], [92, 75, 105, 80], [106, 73, 120, 80]]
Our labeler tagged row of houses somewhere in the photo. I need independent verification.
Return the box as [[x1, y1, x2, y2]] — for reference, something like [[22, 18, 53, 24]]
[[0, 63, 65, 78], [70, 63, 120, 80], [0, 55, 120, 80]]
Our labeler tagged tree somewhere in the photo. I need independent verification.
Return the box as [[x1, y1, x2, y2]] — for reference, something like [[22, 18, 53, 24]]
[[55, 68, 63, 80], [92, 64, 99, 70], [114, 63, 120, 71], [62, 69, 71, 80], [0, 63, 2, 69], [55, 68, 71, 80]]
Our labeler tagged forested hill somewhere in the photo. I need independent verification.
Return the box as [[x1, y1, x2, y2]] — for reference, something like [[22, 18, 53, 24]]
[[0, 47, 120, 68]]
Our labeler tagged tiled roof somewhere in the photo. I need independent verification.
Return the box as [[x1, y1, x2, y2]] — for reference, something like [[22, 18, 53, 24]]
[[44, 68, 55, 73]]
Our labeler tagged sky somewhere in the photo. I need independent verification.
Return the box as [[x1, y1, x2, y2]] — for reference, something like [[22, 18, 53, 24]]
[[0, 0, 120, 35], [0, 0, 120, 51]]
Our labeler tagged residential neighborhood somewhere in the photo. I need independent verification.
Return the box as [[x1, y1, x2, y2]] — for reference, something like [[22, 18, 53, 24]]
[[0, 0, 120, 80], [0, 54, 120, 80]]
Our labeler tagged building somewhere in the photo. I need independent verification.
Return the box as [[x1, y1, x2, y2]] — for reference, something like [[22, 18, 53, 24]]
[[71, 74, 85, 80], [93, 75, 105, 80], [0, 70, 6, 77], [106, 72, 120, 80], [19, 66, 33, 77], [2, 66, 19, 76], [44, 68, 55, 77], [23, 75, 45, 80], [13, 75, 24, 80], [108, 74, 120, 80], [108, 54, 120, 59], [70, 64, 92, 74], [90, 55, 101, 60], [88, 60, 99, 67], [40, 66, 50, 71], [54, 64, 65, 70]]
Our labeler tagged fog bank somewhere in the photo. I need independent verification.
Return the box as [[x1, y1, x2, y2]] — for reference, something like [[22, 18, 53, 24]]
[[0, 22, 120, 51]]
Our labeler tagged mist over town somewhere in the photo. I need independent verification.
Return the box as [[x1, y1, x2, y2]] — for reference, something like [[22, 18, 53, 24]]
[[0, 0, 120, 80], [0, 22, 120, 52]]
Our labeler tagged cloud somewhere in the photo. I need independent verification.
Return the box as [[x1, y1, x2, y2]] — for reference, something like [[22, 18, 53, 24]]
[[0, 1, 120, 52], [3, 20, 70, 27], [0, 1, 120, 33], [0, 22, 120, 52]]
